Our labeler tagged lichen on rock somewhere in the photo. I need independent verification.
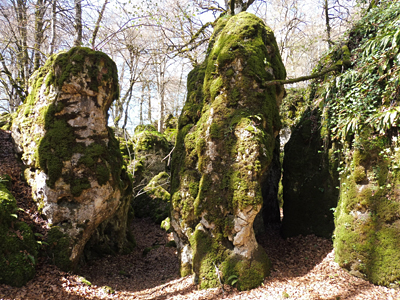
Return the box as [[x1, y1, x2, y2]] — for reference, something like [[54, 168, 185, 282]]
[[11, 47, 132, 270], [170, 12, 285, 290]]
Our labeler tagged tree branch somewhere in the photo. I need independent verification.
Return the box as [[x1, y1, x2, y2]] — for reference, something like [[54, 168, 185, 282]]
[[265, 64, 340, 86]]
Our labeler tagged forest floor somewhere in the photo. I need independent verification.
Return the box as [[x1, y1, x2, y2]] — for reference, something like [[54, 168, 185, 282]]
[[1, 128, 400, 300]]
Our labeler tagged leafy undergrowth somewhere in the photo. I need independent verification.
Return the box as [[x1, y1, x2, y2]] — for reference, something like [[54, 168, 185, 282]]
[[1, 129, 400, 299]]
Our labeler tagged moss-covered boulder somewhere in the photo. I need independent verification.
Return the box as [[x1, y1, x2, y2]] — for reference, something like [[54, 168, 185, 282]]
[[334, 131, 400, 287], [133, 171, 170, 223], [11, 47, 132, 270], [170, 12, 285, 290], [128, 125, 170, 193], [0, 178, 37, 287], [281, 108, 339, 238]]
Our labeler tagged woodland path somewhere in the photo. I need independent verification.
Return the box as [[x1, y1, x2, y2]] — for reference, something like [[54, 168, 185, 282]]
[[0, 129, 399, 300]]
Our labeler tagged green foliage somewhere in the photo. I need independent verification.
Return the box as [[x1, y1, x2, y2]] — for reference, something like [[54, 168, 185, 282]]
[[102, 286, 115, 294], [78, 276, 92, 286], [319, 1, 400, 141], [134, 124, 157, 134]]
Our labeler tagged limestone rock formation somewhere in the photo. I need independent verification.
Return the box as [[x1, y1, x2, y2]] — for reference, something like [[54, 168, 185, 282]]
[[171, 12, 285, 290], [11, 47, 132, 270], [125, 124, 170, 192], [281, 108, 339, 238], [0, 176, 37, 287], [334, 131, 400, 287], [133, 171, 170, 223]]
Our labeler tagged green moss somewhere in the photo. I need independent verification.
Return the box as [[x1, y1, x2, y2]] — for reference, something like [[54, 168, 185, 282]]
[[53, 47, 119, 100], [171, 12, 284, 290], [161, 217, 171, 231], [221, 247, 270, 291], [0, 222, 37, 287], [47, 226, 72, 271], [180, 263, 193, 277], [38, 118, 75, 188], [0, 182, 17, 223], [354, 166, 367, 183], [334, 135, 400, 287], [0, 183, 37, 287], [134, 124, 157, 134], [20, 47, 123, 197]]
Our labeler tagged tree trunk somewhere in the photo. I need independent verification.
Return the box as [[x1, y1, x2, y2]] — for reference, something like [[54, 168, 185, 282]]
[[91, 0, 108, 49], [324, 0, 332, 48], [48, 0, 57, 55], [74, 0, 82, 46], [34, 0, 47, 70], [226, 0, 256, 15], [147, 81, 152, 123], [15, 0, 29, 93], [139, 80, 145, 125]]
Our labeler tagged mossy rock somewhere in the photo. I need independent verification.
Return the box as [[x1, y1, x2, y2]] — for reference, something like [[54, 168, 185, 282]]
[[171, 12, 285, 290], [128, 127, 170, 194], [281, 108, 339, 238], [11, 47, 133, 270], [46, 226, 72, 271], [134, 124, 157, 134], [334, 132, 400, 287], [279, 88, 308, 129], [133, 171, 171, 223], [0, 182, 37, 287]]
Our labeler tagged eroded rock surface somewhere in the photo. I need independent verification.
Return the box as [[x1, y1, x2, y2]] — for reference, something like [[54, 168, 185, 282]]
[[171, 12, 285, 290], [11, 47, 132, 270], [334, 131, 400, 287]]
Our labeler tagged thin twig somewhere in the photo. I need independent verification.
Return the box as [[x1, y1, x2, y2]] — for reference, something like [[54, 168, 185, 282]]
[[162, 146, 175, 166], [214, 262, 225, 296]]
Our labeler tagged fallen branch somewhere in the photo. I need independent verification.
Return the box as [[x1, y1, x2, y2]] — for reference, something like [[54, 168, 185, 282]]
[[265, 64, 340, 86], [162, 146, 175, 166]]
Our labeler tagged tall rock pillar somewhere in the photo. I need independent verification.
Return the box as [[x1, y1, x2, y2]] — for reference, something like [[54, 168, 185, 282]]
[[171, 12, 286, 290], [11, 47, 133, 270]]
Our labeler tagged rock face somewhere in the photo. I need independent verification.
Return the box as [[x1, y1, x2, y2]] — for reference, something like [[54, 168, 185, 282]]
[[11, 47, 132, 270], [334, 131, 400, 287], [0, 176, 37, 287], [133, 171, 170, 223], [125, 124, 170, 193], [281, 108, 339, 238], [171, 12, 285, 290]]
